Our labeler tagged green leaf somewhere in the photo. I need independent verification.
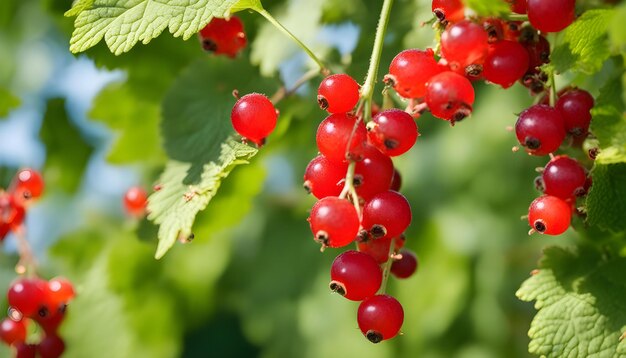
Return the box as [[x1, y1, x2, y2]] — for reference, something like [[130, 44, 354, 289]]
[[64, 0, 93, 17], [590, 76, 626, 157], [0, 87, 19, 118], [148, 139, 257, 259], [586, 162, 626, 233], [551, 9, 615, 74], [464, 0, 510, 17], [66, 0, 254, 55], [90, 81, 165, 164], [40, 98, 94, 193], [231, 0, 263, 13], [516, 246, 626, 358]]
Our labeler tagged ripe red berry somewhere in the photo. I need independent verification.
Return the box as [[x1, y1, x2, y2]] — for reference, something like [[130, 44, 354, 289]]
[[10, 168, 44, 202], [542, 156, 588, 199], [507, 0, 527, 14], [308, 197, 359, 248], [556, 89, 595, 137], [231, 93, 278, 146], [391, 249, 418, 279], [317, 74, 360, 113], [8, 278, 48, 318], [357, 294, 404, 343], [390, 169, 402, 192], [15, 343, 37, 358], [528, 195, 572, 235], [482, 18, 505, 43], [354, 145, 394, 201], [483, 40, 529, 88], [522, 34, 550, 72], [303, 155, 347, 199], [38, 334, 65, 358], [425, 71, 475, 123], [358, 235, 404, 264], [0, 318, 27, 345], [123, 186, 148, 217], [515, 105, 566, 156], [431, 0, 465, 24], [527, 0, 576, 33], [386, 49, 443, 99], [362, 191, 411, 240], [1, 193, 26, 240], [316, 113, 367, 163], [198, 16, 247, 57], [440, 20, 489, 70], [47, 277, 76, 308], [366, 109, 418, 156], [329, 250, 382, 301]]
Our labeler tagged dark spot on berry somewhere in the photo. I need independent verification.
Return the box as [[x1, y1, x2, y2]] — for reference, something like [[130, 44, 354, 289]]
[[366, 330, 383, 344], [202, 39, 218, 52], [317, 95, 329, 110], [433, 9, 446, 23], [353, 175, 364, 187], [383, 74, 397, 88], [588, 147, 600, 160], [329, 280, 346, 296], [357, 229, 369, 242], [315, 230, 329, 246], [303, 180, 312, 194], [574, 186, 587, 197], [38, 306, 49, 318], [524, 136, 541, 150], [534, 176, 545, 192], [465, 64, 483, 78], [534, 220, 546, 233], [370, 225, 387, 239], [384, 138, 399, 150]]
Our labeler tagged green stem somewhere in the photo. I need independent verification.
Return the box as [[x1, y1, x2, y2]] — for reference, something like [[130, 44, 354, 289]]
[[339, 161, 357, 199], [549, 71, 557, 107], [360, 0, 394, 104], [505, 14, 529, 21], [378, 237, 397, 294], [256, 9, 327, 73]]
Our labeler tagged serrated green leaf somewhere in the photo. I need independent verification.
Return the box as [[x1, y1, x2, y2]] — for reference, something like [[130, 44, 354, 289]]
[[64, 0, 93, 17], [608, 3, 626, 55], [551, 9, 615, 74], [586, 162, 626, 232], [0, 87, 19, 118], [40, 98, 94, 193], [516, 246, 626, 358], [464, 0, 510, 17], [90, 81, 164, 164], [231, 0, 263, 13], [148, 139, 257, 259], [591, 76, 626, 157], [66, 0, 254, 55]]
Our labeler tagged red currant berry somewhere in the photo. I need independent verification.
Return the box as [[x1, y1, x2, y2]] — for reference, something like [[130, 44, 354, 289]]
[[47, 277, 75, 308], [198, 16, 247, 57], [354, 145, 394, 201], [390, 168, 402, 192], [1, 193, 26, 240], [123, 186, 148, 217], [357, 294, 404, 343], [527, 0, 575, 33], [15, 343, 37, 358], [483, 40, 529, 88], [440, 20, 489, 70], [482, 18, 504, 43], [507, 0, 527, 14], [316, 113, 367, 163], [0, 318, 27, 345], [556, 89, 594, 137], [515, 105, 566, 156], [231, 93, 278, 146], [386, 49, 443, 99], [502, 21, 523, 41], [391, 249, 419, 279], [528, 195, 572, 235], [35, 308, 66, 336], [308, 197, 359, 248], [542, 155, 588, 199], [362, 191, 411, 240], [425, 71, 475, 123], [8, 278, 48, 318], [11, 168, 44, 202], [38, 334, 65, 358], [366, 109, 418, 156], [303, 155, 347, 199], [317, 74, 360, 113], [329, 250, 382, 301], [358, 235, 404, 264], [522, 34, 550, 72], [431, 0, 465, 24]]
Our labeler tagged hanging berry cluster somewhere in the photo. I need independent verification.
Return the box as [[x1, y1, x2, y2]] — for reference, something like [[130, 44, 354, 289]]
[[0, 169, 76, 358]]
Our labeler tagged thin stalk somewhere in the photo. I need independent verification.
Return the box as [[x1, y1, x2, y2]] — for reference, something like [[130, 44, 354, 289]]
[[360, 0, 394, 104], [13, 225, 36, 276], [257, 9, 327, 73], [270, 67, 320, 104], [339, 161, 357, 199], [378, 237, 397, 294]]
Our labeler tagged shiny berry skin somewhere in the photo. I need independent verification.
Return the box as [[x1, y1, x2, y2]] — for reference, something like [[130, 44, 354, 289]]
[[527, 0, 576, 33], [8, 278, 48, 317], [508, 0, 527, 14], [362, 191, 411, 240], [317, 74, 360, 113], [329, 250, 382, 301], [556, 89, 595, 136], [303, 155, 347, 199], [440, 21, 489, 70], [38, 334, 65, 358], [231, 93, 278, 146], [308, 197, 359, 248], [515, 105, 566, 156], [0, 318, 27, 345], [366, 109, 418, 157], [357, 294, 404, 343], [528, 195, 572, 235], [358, 235, 404, 264], [47, 277, 76, 307], [523, 35, 550, 72], [542, 156, 588, 199], [11, 168, 44, 201], [391, 249, 418, 279], [0, 193, 26, 240], [198, 16, 247, 57], [390, 169, 402, 191], [15, 343, 37, 358], [386, 49, 443, 99], [431, 0, 465, 24], [483, 40, 529, 88], [123, 186, 148, 217], [425, 71, 475, 123], [354, 145, 394, 201], [316, 113, 367, 163]]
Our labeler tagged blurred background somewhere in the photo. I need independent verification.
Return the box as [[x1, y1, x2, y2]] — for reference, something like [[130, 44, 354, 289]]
[[0, 0, 617, 357]]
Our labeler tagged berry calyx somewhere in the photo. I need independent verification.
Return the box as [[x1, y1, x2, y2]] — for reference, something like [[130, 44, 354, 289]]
[[308, 197, 359, 248], [425, 71, 475, 123], [390, 249, 418, 279], [542, 155, 588, 199], [231, 93, 278, 146], [357, 294, 404, 343], [528, 195, 572, 235], [123, 186, 148, 217], [198, 16, 247, 57], [386, 48, 443, 99], [366, 109, 418, 157], [316, 113, 367, 163], [317, 74, 360, 113], [515, 105, 566, 156], [431, 0, 465, 24], [361, 191, 412, 240], [329, 250, 382, 301]]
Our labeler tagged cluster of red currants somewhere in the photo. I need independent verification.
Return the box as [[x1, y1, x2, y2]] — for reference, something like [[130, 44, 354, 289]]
[[1, 169, 44, 241], [304, 73, 420, 343], [1, 277, 75, 358]]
